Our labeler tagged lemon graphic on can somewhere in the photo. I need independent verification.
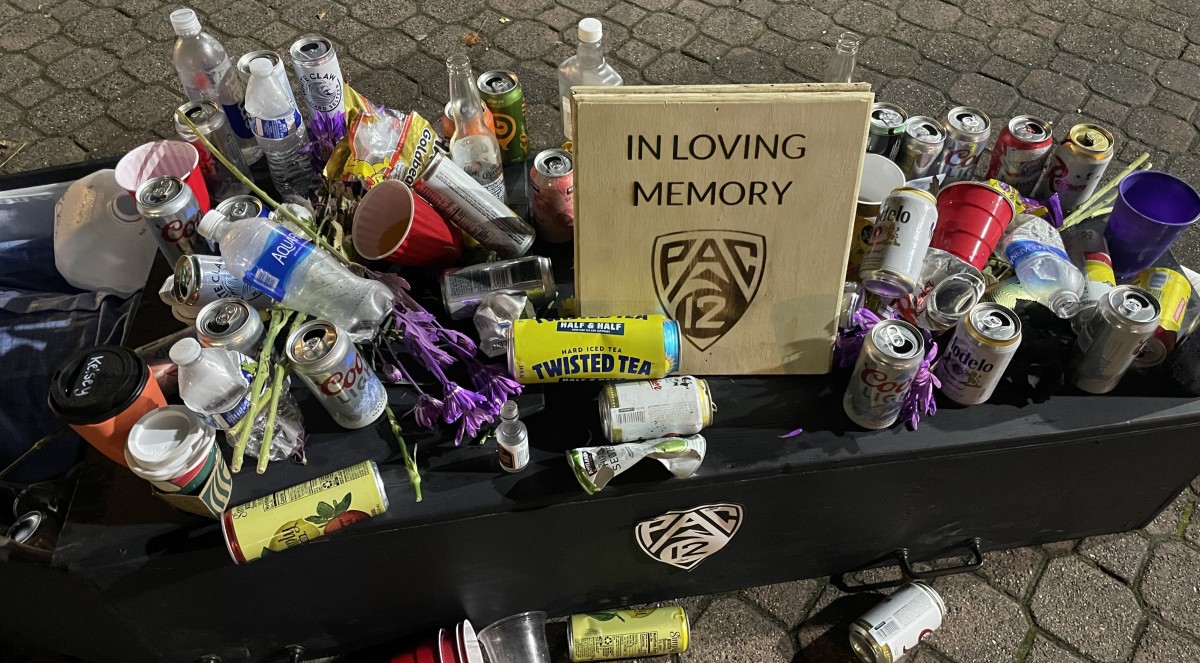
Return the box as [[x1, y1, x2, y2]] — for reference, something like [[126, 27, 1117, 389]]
[[268, 519, 321, 552]]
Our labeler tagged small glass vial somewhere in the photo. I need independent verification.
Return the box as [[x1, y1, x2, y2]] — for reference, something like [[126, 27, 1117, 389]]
[[496, 400, 529, 472], [823, 32, 861, 84]]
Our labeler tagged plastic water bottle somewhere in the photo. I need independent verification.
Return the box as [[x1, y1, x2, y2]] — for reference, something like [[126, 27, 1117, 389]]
[[170, 9, 261, 164], [198, 211, 395, 341], [53, 169, 158, 293], [994, 214, 1085, 318], [244, 57, 315, 199], [170, 338, 251, 430], [557, 18, 623, 142]]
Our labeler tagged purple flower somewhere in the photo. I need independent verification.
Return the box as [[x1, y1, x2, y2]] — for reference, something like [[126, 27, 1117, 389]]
[[778, 427, 804, 439], [1046, 193, 1065, 228], [468, 360, 523, 404], [835, 307, 886, 369], [439, 328, 479, 357], [381, 363, 404, 383], [453, 405, 495, 446], [410, 393, 445, 429], [442, 384, 488, 424], [302, 110, 348, 168], [899, 337, 941, 430]]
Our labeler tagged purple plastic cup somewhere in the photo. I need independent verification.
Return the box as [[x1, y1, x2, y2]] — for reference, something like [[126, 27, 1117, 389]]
[[1105, 170, 1200, 277]]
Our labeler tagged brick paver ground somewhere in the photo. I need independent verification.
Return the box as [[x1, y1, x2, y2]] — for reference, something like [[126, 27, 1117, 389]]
[[4, 0, 1200, 661]]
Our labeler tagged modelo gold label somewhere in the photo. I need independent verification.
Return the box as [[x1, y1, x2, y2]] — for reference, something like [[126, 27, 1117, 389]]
[[569, 606, 689, 661], [509, 316, 676, 384]]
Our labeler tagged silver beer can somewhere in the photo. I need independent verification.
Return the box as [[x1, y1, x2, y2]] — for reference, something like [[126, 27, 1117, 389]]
[[849, 583, 946, 663], [938, 106, 991, 184], [413, 152, 535, 259], [894, 116, 946, 181], [196, 298, 265, 356], [174, 254, 274, 309], [441, 255, 556, 320], [285, 320, 387, 429], [1032, 124, 1115, 212], [136, 175, 205, 265], [216, 194, 269, 221], [844, 319, 924, 430], [934, 302, 1022, 405], [867, 102, 909, 159], [599, 376, 716, 443], [289, 35, 345, 117], [1070, 285, 1161, 394], [174, 100, 250, 201], [860, 188, 939, 299]]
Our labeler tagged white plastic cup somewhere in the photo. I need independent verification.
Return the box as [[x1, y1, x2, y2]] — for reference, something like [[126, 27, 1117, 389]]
[[858, 153, 908, 209]]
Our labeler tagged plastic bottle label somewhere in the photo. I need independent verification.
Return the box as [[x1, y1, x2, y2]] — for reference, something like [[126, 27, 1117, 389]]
[[243, 226, 316, 301], [204, 394, 251, 429], [1005, 239, 1068, 265], [252, 110, 302, 140], [223, 101, 254, 140]]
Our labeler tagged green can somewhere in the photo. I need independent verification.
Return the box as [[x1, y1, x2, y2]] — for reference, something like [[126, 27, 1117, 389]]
[[477, 70, 529, 165]]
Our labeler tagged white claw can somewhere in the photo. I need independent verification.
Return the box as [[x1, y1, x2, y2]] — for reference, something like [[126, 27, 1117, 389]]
[[860, 188, 939, 300], [289, 35, 345, 116], [934, 302, 1022, 405], [285, 320, 386, 429], [849, 583, 946, 663], [599, 376, 715, 443]]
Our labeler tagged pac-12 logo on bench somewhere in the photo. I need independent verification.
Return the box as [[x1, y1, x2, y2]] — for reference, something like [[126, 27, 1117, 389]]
[[635, 503, 744, 571]]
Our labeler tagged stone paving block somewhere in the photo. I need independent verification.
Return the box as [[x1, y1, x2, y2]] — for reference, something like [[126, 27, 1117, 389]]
[[751, 30, 794, 59], [635, 11, 696, 49], [948, 73, 1019, 116], [682, 597, 794, 662], [975, 546, 1046, 601], [1132, 621, 1200, 663], [887, 20, 931, 48], [681, 34, 729, 64], [1084, 9, 1124, 31], [1030, 556, 1143, 662], [879, 78, 946, 116], [922, 31, 990, 71], [1021, 69, 1089, 112], [897, 0, 960, 30], [1143, 489, 1194, 537], [539, 6, 582, 29], [856, 37, 919, 77], [644, 51, 712, 84], [783, 40, 827, 81], [88, 70, 141, 102], [616, 39, 660, 67], [765, 5, 829, 41], [1021, 13, 1059, 39], [121, 47, 176, 86], [1118, 48, 1162, 76], [669, 0, 711, 22], [0, 14, 62, 51], [831, 0, 896, 36], [698, 8, 763, 47], [713, 47, 784, 82], [0, 137, 86, 174], [349, 0, 416, 27], [1142, 541, 1200, 639], [1056, 23, 1120, 63], [45, 47, 119, 89], [70, 115, 146, 154], [1123, 21, 1187, 60], [1046, 52, 1091, 82], [991, 28, 1053, 68], [1158, 60, 1200, 100], [923, 574, 1028, 663], [1155, 89, 1199, 121], [69, 8, 138, 47], [28, 35, 81, 65], [626, 0, 673, 12], [1024, 635, 1089, 663], [1077, 533, 1150, 584], [736, 0, 775, 20], [492, 21, 561, 58], [911, 59, 958, 90], [31, 90, 104, 136], [0, 53, 42, 90], [210, 0, 276, 38], [794, 584, 883, 663], [980, 56, 1027, 87], [107, 84, 183, 131], [13, 79, 60, 109], [355, 30, 420, 66], [1087, 63, 1156, 106], [740, 578, 821, 629], [1024, 0, 1086, 22], [606, 1, 648, 26], [1126, 107, 1198, 153], [1184, 44, 1200, 68], [50, 0, 93, 22]]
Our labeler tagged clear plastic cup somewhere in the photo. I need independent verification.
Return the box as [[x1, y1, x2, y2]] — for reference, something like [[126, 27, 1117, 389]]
[[477, 611, 551, 663]]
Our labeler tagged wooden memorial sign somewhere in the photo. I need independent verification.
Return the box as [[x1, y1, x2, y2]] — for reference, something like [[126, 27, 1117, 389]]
[[571, 84, 874, 375]]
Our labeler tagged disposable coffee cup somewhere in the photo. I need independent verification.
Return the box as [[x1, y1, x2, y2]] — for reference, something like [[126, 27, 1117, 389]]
[[352, 180, 462, 268], [931, 181, 1015, 270], [125, 406, 218, 494]]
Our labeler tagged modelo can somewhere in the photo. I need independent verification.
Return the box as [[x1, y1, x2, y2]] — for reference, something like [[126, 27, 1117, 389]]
[[442, 255, 556, 320], [860, 188, 939, 299], [867, 102, 909, 159], [413, 152, 535, 259], [599, 376, 715, 443], [196, 298, 265, 355], [531, 149, 576, 243], [1070, 285, 1161, 394], [938, 106, 991, 184], [289, 35, 345, 116], [1061, 225, 1116, 308], [221, 460, 388, 564], [985, 115, 1054, 196], [894, 116, 946, 181], [477, 70, 529, 165], [568, 606, 690, 662], [934, 302, 1021, 405], [509, 316, 681, 384], [1032, 124, 1115, 212], [1132, 267, 1192, 367], [844, 319, 924, 430], [174, 100, 250, 201], [849, 583, 945, 663], [174, 254, 273, 309], [216, 194, 269, 221], [136, 175, 205, 265], [285, 320, 387, 429]]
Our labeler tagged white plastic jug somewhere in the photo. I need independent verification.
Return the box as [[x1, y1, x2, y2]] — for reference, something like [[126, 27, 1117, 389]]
[[54, 169, 159, 293]]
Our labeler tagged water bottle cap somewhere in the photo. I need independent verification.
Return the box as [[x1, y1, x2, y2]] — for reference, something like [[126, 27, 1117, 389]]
[[169, 338, 203, 366], [249, 57, 273, 77], [109, 193, 141, 223], [578, 18, 603, 43], [197, 209, 228, 240], [170, 9, 202, 37]]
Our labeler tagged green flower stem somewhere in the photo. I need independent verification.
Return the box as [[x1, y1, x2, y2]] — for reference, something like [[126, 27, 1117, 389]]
[[232, 309, 294, 472], [257, 360, 289, 474], [1061, 153, 1150, 229], [384, 402, 422, 502]]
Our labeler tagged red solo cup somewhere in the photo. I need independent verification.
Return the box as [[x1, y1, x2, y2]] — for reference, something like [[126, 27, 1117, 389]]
[[115, 140, 211, 213], [931, 181, 1016, 270], [353, 180, 463, 268]]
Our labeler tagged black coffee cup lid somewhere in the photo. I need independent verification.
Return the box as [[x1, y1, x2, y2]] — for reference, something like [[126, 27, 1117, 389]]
[[48, 346, 149, 425]]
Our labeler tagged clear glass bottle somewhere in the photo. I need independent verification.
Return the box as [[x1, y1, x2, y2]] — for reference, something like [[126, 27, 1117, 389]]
[[244, 57, 315, 199], [496, 400, 529, 473], [822, 32, 861, 84], [447, 55, 506, 203], [557, 18, 623, 142]]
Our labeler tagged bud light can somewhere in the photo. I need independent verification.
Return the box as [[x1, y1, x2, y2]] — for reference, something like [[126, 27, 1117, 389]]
[[844, 320, 924, 430], [289, 35, 345, 117], [934, 302, 1021, 405], [938, 106, 991, 184], [859, 188, 939, 299], [285, 320, 386, 429], [136, 175, 204, 265]]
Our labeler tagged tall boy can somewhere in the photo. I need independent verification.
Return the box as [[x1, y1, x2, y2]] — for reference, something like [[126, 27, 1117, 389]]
[[174, 100, 250, 201], [136, 175, 205, 265], [1032, 124, 1114, 212], [934, 302, 1021, 405], [568, 606, 690, 662], [867, 102, 909, 158], [289, 35, 345, 116], [985, 115, 1054, 196], [285, 321, 387, 429], [196, 298, 265, 356], [221, 460, 388, 564], [509, 316, 681, 384], [1132, 267, 1192, 366], [1070, 285, 1161, 394], [860, 188, 939, 299], [938, 106, 991, 184], [476, 70, 529, 164], [1060, 226, 1116, 308], [530, 149, 576, 243], [844, 320, 924, 430], [599, 376, 715, 443], [894, 117, 945, 181], [413, 153, 535, 259], [442, 256, 556, 320], [849, 583, 946, 663]]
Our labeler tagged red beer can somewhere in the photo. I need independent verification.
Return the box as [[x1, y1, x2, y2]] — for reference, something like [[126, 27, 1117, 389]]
[[985, 115, 1054, 197]]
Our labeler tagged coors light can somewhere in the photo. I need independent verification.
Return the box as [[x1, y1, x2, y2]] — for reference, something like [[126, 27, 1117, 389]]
[[844, 320, 924, 430], [136, 175, 205, 265], [285, 321, 387, 429]]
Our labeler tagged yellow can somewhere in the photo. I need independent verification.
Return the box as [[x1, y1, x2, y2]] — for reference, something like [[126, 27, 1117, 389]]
[[1132, 267, 1192, 366], [220, 460, 388, 564], [568, 606, 690, 662], [508, 316, 681, 384]]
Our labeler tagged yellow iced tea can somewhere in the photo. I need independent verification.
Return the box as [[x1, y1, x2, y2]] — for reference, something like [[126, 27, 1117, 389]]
[[568, 606, 690, 661], [508, 316, 681, 384]]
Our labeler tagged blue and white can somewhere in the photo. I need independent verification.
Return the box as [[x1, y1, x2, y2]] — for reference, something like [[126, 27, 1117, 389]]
[[174, 254, 274, 309]]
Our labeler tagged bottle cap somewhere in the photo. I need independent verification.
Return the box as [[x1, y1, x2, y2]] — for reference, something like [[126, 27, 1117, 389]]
[[169, 338, 203, 366], [109, 193, 141, 223], [578, 18, 603, 43], [500, 400, 518, 421], [197, 209, 228, 240], [249, 57, 274, 77], [170, 9, 202, 37], [47, 346, 150, 425]]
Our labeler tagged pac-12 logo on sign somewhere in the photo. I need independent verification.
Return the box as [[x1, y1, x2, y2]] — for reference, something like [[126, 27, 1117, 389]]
[[652, 231, 765, 352]]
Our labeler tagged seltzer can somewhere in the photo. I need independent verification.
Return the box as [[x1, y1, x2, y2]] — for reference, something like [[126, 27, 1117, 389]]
[[216, 194, 270, 221], [221, 460, 388, 564], [1060, 226, 1116, 308], [441, 255, 556, 320], [136, 175, 205, 265], [849, 583, 946, 663], [867, 102, 909, 159], [1132, 267, 1192, 367], [860, 188, 939, 299], [599, 376, 715, 443], [938, 106, 992, 184], [477, 70, 529, 164], [985, 115, 1054, 196], [1032, 124, 1115, 212], [413, 153, 535, 259], [174, 254, 273, 309], [530, 149, 576, 243], [844, 320, 924, 430], [1070, 285, 1161, 394], [196, 298, 265, 356], [285, 320, 387, 429], [174, 100, 250, 201], [895, 116, 946, 181], [568, 606, 690, 662], [934, 302, 1022, 405], [289, 35, 345, 117], [508, 316, 681, 384]]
